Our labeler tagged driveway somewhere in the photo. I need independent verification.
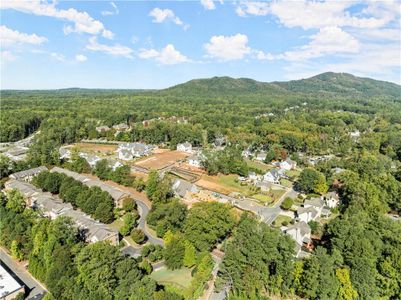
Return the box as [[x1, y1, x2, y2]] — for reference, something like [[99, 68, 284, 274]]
[[136, 201, 164, 246], [0, 248, 47, 300]]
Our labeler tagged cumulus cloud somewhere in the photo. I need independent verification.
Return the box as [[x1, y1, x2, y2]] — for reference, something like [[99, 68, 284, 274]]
[[75, 54, 87, 62], [200, 0, 215, 10], [102, 2, 119, 16], [236, 1, 398, 30], [50, 52, 66, 62], [276, 27, 360, 61], [204, 34, 251, 61], [0, 25, 47, 47], [138, 44, 189, 65], [149, 8, 188, 29], [236, 1, 269, 17], [86, 37, 133, 58], [1, 1, 113, 39]]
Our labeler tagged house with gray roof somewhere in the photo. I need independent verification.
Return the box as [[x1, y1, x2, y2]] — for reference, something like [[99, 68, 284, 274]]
[[51, 167, 130, 208], [116, 142, 155, 160], [296, 206, 319, 223], [96, 125, 111, 133], [177, 142, 192, 153], [172, 179, 199, 198], [4, 179, 119, 246], [282, 221, 311, 258], [263, 169, 285, 184], [9, 166, 47, 182]]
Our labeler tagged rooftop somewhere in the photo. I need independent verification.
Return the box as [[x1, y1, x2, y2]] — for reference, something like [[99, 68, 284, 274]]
[[0, 265, 23, 299]]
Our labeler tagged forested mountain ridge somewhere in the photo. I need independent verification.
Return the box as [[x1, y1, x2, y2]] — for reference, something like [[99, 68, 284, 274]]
[[274, 72, 401, 98], [165, 72, 401, 99]]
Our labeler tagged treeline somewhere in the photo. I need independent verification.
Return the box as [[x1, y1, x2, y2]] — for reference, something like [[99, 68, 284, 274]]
[[33, 171, 116, 223], [0, 194, 180, 299], [202, 147, 249, 176]]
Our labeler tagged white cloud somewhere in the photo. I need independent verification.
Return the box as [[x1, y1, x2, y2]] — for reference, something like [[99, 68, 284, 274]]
[[255, 50, 274, 61], [51, 52, 66, 62], [276, 27, 360, 61], [236, 1, 269, 17], [102, 2, 119, 16], [75, 54, 87, 62], [201, 0, 215, 10], [236, 1, 398, 30], [86, 37, 133, 58], [204, 34, 251, 61], [1, 1, 113, 39], [0, 25, 47, 47], [138, 44, 189, 65], [149, 8, 188, 29]]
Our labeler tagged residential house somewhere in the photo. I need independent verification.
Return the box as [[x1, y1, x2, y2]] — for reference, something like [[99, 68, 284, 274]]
[[177, 142, 192, 153], [188, 153, 203, 168], [296, 206, 319, 223], [241, 147, 253, 158], [4, 179, 41, 206], [303, 197, 325, 215], [255, 180, 272, 192], [96, 125, 111, 133], [116, 142, 154, 160], [279, 158, 297, 170], [4, 147, 28, 161], [0, 265, 25, 300], [4, 179, 119, 246], [9, 166, 48, 182], [112, 123, 130, 132], [79, 153, 102, 168], [50, 167, 131, 208], [324, 192, 340, 208], [248, 172, 260, 182], [59, 146, 72, 160], [263, 169, 284, 184], [108, 159, 123, 171], [255, 151, 267, 162], [172, 179, 199, 199], [282, 221, 311, 258]]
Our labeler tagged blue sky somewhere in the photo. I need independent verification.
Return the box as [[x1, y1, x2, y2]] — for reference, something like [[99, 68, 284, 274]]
[[1, 0, 400, 89]]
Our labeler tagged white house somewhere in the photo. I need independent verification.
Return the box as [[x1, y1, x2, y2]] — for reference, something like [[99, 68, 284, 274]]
[[303, 197, 325, 216], [116, 142, 154, 160], [248, 171, 260, 181], [279, 158, 297, 170], [59, 146, 72, 160], [255, 151, 267, 162], [297, 206, 319, 223], [188, 153, 203, 168], [263, 169, 284, 184], [108, 159, 123, 171], [282, 221, 311, 257], [177, 142, 192, 153], [324, 192, 340, 208]]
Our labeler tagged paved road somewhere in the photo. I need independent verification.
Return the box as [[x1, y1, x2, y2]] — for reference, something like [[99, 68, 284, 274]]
[[0, 249, 47, 300], [136, 201, 164, 246]]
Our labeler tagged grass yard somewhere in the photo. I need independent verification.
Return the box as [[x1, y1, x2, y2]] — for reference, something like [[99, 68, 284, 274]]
[[286, 169, 301, 178], [280, 178, 293, 188], [150, 267, 193, 289], [245, 159, 271, 172], [272, 215, 293, 228], [74, 142, 118, 153], [108, 218, 124, 231], [251, 193, 273, 204]]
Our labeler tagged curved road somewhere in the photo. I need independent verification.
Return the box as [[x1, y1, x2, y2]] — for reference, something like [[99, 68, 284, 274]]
[[135, 200, 164, 246]]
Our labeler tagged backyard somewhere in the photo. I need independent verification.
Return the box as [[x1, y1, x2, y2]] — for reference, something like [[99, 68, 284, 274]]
[[150, 267, 193, 289]]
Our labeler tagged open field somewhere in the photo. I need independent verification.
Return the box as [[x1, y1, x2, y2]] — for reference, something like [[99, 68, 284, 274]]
[[134, 150, 190, 170], [74, 142, 118, 153], [280, 178, 293, 188], [150, 267, 193, 289], [251, 193, 273, 204], [196, 174, 250, 195]]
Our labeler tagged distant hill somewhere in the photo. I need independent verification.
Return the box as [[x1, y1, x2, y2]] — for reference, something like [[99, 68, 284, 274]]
[[163, 76, 286, 95], [273, 72, 401, 98], [164, 72, 401, 98]]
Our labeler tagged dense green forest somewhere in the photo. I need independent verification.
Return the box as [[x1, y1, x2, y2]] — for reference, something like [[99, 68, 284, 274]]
[[1, 72, 401, 299]]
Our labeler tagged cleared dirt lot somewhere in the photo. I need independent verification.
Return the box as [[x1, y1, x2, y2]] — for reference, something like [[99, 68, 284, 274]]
[[134, 150, 190, 170], [74, 142, 118, 153]]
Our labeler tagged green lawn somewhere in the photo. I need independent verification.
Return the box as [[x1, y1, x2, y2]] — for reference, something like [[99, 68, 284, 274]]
[[272, 215, 293, 228], [245, 159, 271, 172], [150, 267, 193, 289], [286, 169, 301, 178], [251, 193, 273, 204], [108, 218, 124, 231], [280, 178, 293, 188], [218, 174, 254, 196]]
